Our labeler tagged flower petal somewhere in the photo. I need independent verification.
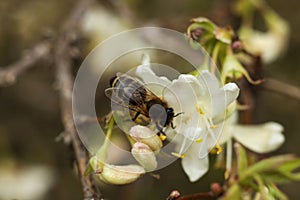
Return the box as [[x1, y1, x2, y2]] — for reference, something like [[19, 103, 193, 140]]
[[223, 83, 240, 106], [181, 143, 209, 182], [209, 83, 239, 118], [135, 64, 171, 95], [164, 74, 203, 115], [218, 112, 237, 144], [197, 71, 240, 118], [232, 122, 285, 153], [198, 70, 220, 92]]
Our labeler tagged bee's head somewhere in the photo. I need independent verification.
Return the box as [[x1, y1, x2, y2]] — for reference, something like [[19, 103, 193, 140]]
[[166, 107, 175, 119]]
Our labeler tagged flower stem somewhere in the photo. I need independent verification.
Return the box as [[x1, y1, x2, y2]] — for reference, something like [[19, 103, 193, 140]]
[[96, 117, 115, 162]]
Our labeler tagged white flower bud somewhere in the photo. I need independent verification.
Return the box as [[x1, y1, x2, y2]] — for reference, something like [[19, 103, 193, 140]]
[[98, 164, 145, 185], [129, 125, 162, 151], [131, 142, 158, 171]]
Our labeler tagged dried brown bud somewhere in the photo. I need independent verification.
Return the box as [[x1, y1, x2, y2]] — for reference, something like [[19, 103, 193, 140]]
[[231, 40, 243, 53], [167, 190, 181, 200], [210, 182, 222, 196], [191, 28, 203, 40]]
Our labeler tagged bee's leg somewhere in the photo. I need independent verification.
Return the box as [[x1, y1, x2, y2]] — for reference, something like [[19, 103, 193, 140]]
[[171, 122, 176, 129], [157, 130, 167, 141], [132, 111, 140, 121]]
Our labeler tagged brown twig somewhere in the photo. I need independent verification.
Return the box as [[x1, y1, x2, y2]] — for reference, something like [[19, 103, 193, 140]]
[[54, 0, 102, 199], [262, 78, 300, 101], [0, 40, 52, 86], [173, 192, 216, 200], [167, 185, 222, 200]]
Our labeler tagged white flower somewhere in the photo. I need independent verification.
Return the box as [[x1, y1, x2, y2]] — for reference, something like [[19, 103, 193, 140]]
[[239, 9, 290, 64], [241, 29, 289, 64], [135, 63, 240, 182], [219, 113, 285, 154]]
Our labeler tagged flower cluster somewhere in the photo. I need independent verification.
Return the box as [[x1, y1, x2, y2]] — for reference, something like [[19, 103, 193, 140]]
[[136, 62, 240, 181], [136, 62, 285, 182], [82, 1, 300, 200]]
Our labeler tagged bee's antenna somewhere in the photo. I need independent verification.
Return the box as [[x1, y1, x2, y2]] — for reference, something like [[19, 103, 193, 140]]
[[174, 112, 184, 117]]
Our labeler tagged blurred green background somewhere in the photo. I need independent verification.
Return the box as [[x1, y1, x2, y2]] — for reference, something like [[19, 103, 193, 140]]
[[0, 0, 299, 199]]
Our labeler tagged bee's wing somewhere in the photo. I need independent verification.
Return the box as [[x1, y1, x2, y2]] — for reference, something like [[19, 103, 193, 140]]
[[105, 87, 130, 108], [105, 87, 145, 114]]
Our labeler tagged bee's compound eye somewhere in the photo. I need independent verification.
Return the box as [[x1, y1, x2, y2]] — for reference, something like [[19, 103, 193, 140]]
[[166, 108, 174, 115], [148, 104, 167, 127]]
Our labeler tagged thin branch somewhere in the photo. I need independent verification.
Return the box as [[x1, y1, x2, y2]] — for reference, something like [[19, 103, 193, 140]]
[[174, 192, 216, 200], [262, 78, 300, 101], [54, 0, 102, 199], [0, 40, 52, 86], [167, 184, 223, 200]]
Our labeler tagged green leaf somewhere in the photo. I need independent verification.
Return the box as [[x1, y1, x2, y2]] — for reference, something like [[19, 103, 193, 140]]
[[277, 158, 300, 172], [253, 174, 273, 200], [259, 157, 300, 183], [240, 155, 296, 181], [261, 171, 296, 183], [267, 183, 288, 200], [221, 184, 242, 200]]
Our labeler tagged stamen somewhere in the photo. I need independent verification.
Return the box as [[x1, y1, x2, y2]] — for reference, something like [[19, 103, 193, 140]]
[[183, 113, 192, 124], [179, 137, 187, 155], [210, 125, 217, 129], [195, 138, 203, 143], [208, 118, 217, 128], [203, 117, 219, 141], [209, 144, 223, 155], [215, 143, 223, 154], [171, 152, 186, 158], [195, 105, 205, 115]]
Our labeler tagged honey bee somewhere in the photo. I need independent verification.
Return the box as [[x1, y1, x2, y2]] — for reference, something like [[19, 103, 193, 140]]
[[105, 73, 181, 139]]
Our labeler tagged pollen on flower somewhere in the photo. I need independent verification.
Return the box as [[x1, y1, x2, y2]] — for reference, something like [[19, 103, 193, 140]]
[[210, 125, 218, 129], [195, 104, 205, 115], [215, 144, 223, 154], [210, 144, 223, 155], [183, 112, 193, 124], [159, 135, 167, 141], [171, 152, 186, 159], [195, 138, 203, 143]]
